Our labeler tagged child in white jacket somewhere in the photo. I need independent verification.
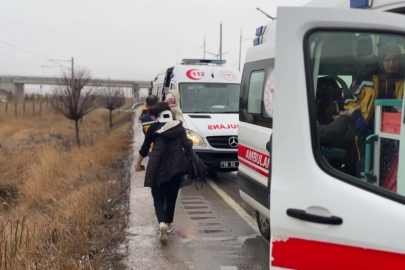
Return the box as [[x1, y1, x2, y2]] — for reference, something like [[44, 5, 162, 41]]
[[165, 89, 186, 125]]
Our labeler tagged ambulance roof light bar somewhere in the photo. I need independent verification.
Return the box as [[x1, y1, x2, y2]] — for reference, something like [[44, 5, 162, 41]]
[[350, 0, 372, 9], [256, 26, 265, 36], [181, 59, 226, 65], [253, 26, 265, 46]]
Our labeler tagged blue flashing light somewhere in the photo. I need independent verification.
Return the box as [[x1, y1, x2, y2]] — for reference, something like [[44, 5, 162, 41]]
[[253, 37, 261, 46], [211, 59, 227, 65], [181, 59, 226, 65], [256, 26, 264, 37], [350, 0, 371, 8]]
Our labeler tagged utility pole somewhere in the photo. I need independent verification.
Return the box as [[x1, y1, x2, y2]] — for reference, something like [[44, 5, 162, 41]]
[[203, 35, 206, 59], [71, 57, 75, 93], [220, 22, 223, 60], [239, 29, 242, 71], [239, 29, 255, 71], [39, 85, 43, 116]]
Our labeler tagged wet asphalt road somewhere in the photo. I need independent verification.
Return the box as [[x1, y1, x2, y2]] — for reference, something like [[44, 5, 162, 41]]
[[125, 110, 269, 270]]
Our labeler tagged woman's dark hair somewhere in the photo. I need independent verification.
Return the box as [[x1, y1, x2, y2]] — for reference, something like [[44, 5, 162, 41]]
[[145, 95, 158, 107], [149, 102, 171, 117]]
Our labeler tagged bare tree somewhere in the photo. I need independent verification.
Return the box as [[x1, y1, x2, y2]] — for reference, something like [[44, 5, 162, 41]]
[[102, 87, 125, 129], [51, 69, 101, 147]]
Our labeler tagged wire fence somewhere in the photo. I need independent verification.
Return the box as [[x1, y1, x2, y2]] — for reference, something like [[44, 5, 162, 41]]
[[0, 96, 54, 121]]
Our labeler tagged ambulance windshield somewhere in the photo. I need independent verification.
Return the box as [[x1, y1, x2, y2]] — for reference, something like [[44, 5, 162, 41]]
[[179, 83, 240, 113]]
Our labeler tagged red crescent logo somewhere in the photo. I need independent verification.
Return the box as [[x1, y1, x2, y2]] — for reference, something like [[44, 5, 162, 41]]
[[186, 69, 204, 80], [219, 70, 237, 81]]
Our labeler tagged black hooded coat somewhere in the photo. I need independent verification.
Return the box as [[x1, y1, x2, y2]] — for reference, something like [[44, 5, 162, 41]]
[[144, 120, 193, 187]]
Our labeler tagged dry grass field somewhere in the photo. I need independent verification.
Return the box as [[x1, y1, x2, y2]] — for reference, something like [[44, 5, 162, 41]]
[[0, 102, 133, 269]]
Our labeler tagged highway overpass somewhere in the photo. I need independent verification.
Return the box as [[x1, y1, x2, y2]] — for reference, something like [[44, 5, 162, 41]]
[[0, 76, 152, 98]]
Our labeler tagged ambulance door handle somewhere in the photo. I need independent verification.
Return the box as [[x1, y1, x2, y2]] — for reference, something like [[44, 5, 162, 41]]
[[286, 209, 343, 225]]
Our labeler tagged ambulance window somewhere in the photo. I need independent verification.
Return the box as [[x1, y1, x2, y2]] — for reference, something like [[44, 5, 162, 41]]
[[307, 30, 405, 200], [247, 71, 265, 114], [170, 83, 176, 90], [338, 76, 352, 88], [240, 58, 274, 128]]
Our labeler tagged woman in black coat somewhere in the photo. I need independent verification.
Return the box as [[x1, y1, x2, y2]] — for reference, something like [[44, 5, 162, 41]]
[[135, 102, 192, 244]]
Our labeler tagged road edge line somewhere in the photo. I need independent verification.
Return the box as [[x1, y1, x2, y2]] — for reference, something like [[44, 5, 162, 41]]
[[207, 179, 260, 234]]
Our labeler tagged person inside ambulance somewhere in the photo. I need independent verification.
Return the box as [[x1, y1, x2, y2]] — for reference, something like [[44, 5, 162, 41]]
[[316, 76, 345, 125], [344, 43, 404, 182], [345, 44, 404, 124], [316, 77, 358, 177]]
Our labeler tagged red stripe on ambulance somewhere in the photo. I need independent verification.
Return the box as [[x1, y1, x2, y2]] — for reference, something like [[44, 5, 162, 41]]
[[238, 159, 269, 177], [272, 238, 405, 270], [238, 144, 270, 176]]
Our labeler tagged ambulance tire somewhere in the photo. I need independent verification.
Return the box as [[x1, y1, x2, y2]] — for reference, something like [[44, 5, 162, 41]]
[[256, 211, 270, 240]]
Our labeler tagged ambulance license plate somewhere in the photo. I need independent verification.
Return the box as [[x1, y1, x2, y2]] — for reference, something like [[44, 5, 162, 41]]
[[220, 161, 239, 168]]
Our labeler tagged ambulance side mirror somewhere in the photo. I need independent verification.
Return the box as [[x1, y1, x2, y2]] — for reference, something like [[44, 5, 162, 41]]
[[266, 135, 272, 154]]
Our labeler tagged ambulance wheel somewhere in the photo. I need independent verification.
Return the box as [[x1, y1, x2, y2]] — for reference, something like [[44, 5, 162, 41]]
[[256, 211, 270, 240]]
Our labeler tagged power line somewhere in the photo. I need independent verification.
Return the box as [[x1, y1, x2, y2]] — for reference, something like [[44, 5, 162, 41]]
[[49, 59, 71, 70], [0, 44, 14, 52], [0, 40, 72, 72], [0, 41, 79, 81], [0, 39, 52, 60], [0, 51, 47, 68]]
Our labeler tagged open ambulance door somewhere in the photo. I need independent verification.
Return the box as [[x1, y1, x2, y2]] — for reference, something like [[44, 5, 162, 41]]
[[271, 6, 405, 270]]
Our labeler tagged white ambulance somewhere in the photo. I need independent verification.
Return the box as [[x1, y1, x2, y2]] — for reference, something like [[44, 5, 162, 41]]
[[152, 59, 241, 173], [238, 0, 405, 268]]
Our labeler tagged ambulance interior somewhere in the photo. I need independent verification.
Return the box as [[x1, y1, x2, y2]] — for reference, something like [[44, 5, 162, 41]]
[[310, 31, 405, 196], [163, 67, 174, 90]]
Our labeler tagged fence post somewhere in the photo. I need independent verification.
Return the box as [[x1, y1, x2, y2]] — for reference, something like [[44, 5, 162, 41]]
[[5, 102, 8, 118], [39, 96, 42, 116], [32, 100, 35, 117], [23, 102, 26, 117], [14, 101, 17, 117]]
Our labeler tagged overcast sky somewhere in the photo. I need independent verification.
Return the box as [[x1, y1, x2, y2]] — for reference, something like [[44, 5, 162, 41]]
[[0, 0, 309, 92]]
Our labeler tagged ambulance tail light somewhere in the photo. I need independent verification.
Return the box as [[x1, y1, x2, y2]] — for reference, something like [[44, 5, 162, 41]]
[[350, 0, 372, 8]]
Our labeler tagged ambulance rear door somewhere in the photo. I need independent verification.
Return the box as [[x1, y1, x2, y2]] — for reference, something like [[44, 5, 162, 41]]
[[271, 6, 405, 269]]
